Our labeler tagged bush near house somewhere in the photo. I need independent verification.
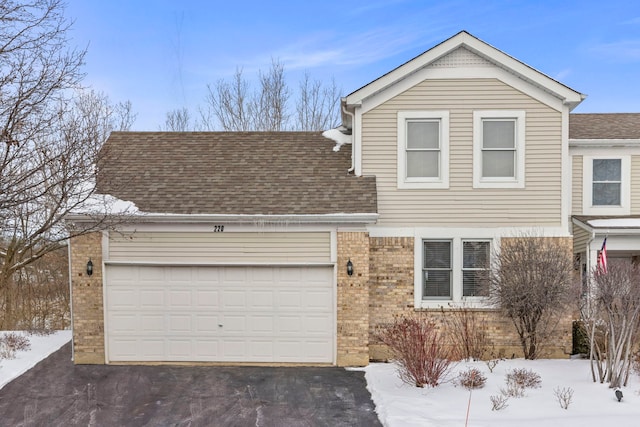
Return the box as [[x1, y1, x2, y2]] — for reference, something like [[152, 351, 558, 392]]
[[376, 314, 457, 388]]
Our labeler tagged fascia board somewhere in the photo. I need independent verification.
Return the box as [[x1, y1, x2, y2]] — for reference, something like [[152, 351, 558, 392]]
[[67, 213, 380, 225], [345, 31, 583, 110]]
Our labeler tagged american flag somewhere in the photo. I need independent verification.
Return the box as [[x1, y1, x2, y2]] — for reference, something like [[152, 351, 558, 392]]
[[597, 237, 608, 274]]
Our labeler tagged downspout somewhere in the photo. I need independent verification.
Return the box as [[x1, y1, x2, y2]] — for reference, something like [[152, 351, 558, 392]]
[[342, 103, 355, 173], [67, 239, 74, 362]]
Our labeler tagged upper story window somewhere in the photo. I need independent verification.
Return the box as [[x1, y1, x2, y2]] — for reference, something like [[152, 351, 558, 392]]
[[592, 159, 621, 205], [583, 156, 630, 215], [419, 238, 491, 304], [473, 111, 526, 188], [397, 111, 449, 189]]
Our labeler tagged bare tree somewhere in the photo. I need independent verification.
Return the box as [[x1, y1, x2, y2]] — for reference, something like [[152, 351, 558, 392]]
[[0, 0, 135, 326], [163, 107, 192, 131], [488, 236, 576, 359], [201, 67, 253, 131], [202, 60, 339, 131], [584, 260, 640, 387], [295, 73, 341, 131], [253, 58, 290, 131]]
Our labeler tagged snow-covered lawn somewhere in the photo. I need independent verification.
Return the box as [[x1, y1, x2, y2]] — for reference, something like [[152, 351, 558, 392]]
[[3, 332, 640, 426], [365, 358, 640, 426], [0, 330, 71, 389]]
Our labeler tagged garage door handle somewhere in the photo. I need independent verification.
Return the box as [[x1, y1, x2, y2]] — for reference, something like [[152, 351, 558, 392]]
[[218, 324, 223, 327]]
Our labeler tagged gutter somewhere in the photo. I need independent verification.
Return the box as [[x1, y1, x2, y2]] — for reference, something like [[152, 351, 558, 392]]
[[66, 212, 380, 225]]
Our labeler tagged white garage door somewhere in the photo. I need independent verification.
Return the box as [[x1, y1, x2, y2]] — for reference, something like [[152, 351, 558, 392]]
[[105, 265, 334, 363]]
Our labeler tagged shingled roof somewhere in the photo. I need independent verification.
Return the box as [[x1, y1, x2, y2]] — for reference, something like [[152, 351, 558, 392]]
[[570, 113, 640, 139], [97, 132, 377, 216]]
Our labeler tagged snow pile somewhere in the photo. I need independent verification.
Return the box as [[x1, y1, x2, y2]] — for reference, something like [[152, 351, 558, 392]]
[[322, 128, 352, 152], [588, 218, 640, 228], [69, 179, 139, 215], [0, 331, 71, 389], [366, 358, 640, 426]]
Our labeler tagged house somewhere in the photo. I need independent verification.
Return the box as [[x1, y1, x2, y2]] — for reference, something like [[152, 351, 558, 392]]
[[69, 30, 624, 366], [570, 114, 640, 282]]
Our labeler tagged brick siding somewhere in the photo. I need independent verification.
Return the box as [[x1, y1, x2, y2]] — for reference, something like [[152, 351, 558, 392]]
[[69, 232, 105, 364]]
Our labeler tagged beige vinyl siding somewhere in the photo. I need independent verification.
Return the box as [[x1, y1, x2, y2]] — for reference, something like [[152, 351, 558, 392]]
[[572, 155, 583, 216], [633, 156, 640, 215], [572, 224, 590, 255], [108, 232, 331, 263], [362, 78, 563, 226]]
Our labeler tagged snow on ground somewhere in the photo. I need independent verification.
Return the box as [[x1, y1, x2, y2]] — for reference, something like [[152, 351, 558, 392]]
[[365, 358, 640, 427], [3, 332, 640, 426], [0, 331, 71, 389]]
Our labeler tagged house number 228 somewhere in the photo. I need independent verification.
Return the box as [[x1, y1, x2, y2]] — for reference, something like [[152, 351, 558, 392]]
[[213, 225, 224, 232]]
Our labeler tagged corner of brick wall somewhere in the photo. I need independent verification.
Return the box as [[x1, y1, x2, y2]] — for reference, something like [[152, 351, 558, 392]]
[[336, 231, 370, 366], [367, 236, 573, 361], [70, 232, 106, 364]]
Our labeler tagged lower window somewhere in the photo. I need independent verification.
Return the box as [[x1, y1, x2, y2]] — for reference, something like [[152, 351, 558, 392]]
[[422, 239, 490, 301]]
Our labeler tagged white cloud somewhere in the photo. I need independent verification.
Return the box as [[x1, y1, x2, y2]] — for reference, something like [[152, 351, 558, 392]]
[[589, 40, 640, 62]]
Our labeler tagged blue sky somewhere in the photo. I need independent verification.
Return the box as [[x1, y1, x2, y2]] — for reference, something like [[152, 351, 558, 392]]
[[66, 0, 640, 130]]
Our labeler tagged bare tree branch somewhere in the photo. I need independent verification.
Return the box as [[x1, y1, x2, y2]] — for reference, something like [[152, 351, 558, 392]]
[[488, 234, 576, 359], [0, 0, 137, 325]]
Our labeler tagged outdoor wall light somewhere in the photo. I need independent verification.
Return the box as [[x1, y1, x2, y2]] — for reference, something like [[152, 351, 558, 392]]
[[347, 259, 354, 276], [87, 258, 93, 276]]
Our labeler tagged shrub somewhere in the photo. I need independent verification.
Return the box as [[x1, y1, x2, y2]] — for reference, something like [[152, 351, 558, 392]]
[[0, 332, 31, 359], [442, 305, 488, 361], [501, 368, 542, 397], [572, 320, 589, 356], [457, 367, 486, 390], [377, 315, 456, 388], [490, 394, 509, 411], [554, 386, 574, 409]]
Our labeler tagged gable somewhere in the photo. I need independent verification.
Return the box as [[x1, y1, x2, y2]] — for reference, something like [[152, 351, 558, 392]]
[[343, 31, 584, 124]]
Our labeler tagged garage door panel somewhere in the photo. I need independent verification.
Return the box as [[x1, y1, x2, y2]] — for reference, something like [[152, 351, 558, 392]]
[[109, 289, 137, 309], [109, 314, 138, 333], [195, 290, 219, 308], [140, 289, 164, 308], [106, 265, 334, 363], [168, 339, 192, 358], [140, 314, 165, 333], [168, 314, 192, 333], [168, 290, 192, 307], [222, 290, 247, 309], [196, 315, 220, 333]]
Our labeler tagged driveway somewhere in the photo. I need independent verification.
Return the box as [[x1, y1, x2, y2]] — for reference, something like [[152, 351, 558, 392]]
[[0, 343, 381, 426]]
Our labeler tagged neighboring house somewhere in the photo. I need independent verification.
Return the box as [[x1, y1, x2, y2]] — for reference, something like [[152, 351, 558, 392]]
[[69, 30, 628, 366], [570, 113, 640, 283]]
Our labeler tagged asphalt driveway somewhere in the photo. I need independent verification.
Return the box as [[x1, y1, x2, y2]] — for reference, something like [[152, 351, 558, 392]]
[[0, 343, 381, 426]]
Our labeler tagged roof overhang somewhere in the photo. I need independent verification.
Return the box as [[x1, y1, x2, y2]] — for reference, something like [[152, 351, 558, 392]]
[[572, 216, 640, 236], [66, 212, 380, 226], [569, 139, 640, 148]]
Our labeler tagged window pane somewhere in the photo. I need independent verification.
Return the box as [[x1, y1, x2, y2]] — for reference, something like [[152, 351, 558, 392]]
[[483, 120, 515, 149], [593, 183, 621, 205], [482, 151, 515, 177], [593, 159, 621, 181], [407, 151, 439, 178], [407, 121, 439, 149], [463, 241, 489, 268], [463, 241, 490, 297], [424, 241, 451, 268], [424, 270, 451, 297], [463, 271, 488, 296]]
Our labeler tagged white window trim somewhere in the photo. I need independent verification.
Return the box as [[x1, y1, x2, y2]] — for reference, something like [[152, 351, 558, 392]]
[[397, 110, 449, 189], [473, 110, 526, 188], [582, 155, 630, 215], [415, 235, 493, 309]]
